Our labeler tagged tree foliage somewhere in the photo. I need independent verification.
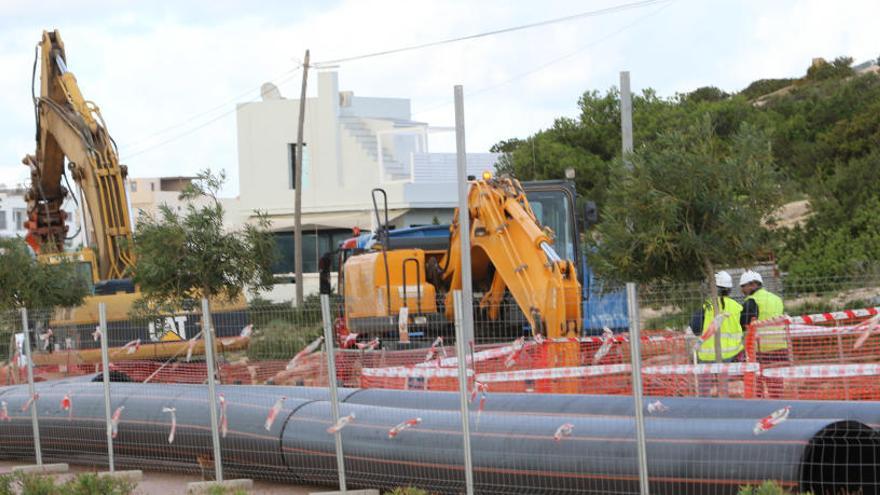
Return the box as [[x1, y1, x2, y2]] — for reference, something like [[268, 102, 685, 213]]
[[130, 169, 277, 313], [589, 116, 781, 285], [494, 56, 879, 283], [0, 238, 88, 312]]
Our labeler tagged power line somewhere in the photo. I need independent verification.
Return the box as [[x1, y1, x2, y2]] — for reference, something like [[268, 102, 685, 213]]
[[120, 0, 670, 159], [412, 1, 674, 118], [119, 66, 302, 152], [313, 0, 668, 66], [121, 68, 302, 160]]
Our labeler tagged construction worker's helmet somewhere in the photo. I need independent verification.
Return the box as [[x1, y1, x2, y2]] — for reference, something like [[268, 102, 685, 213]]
[[715, 271, 733, 289], [739, 270, 763, 286]]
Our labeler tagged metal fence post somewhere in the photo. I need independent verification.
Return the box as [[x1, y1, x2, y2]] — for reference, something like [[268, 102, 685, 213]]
[[626, 283, 650, 495], [453, 291, 475, 495], [201, 298, 224, 482], [20, 307, 42, 466], [98, 303, 115, 472], [320, 295, 347, 492]]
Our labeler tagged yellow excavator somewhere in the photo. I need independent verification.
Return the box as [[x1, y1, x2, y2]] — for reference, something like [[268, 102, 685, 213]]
[[343, 175, 583, 344], [21, 30, 246, 360]]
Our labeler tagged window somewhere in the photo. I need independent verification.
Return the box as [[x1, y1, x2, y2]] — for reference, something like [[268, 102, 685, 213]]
[[288, 143, 309, 190], [130, 181, 137, 192], [150, 182, 155, 191], [0, 210, 6, 230], [13, 209, 26, 231], [271, 229, 351, 275]]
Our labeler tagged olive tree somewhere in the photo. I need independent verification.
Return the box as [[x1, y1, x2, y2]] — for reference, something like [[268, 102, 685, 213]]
[[590, 115, 781, 361], [130, 169, 276, 318], [0, 237, 89, 358]]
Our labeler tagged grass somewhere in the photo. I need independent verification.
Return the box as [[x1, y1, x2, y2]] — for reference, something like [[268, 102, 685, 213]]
[[0, 472, 136, 495]]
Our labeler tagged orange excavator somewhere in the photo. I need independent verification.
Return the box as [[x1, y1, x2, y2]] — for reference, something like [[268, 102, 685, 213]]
[[342, 175, 582, 344]]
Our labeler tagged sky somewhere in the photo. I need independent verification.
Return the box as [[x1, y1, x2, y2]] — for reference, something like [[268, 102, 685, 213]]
[[1, 0, 878, 197]]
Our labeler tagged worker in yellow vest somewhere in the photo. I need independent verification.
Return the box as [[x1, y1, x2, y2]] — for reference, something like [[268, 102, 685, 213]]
[[739, 270, 787, 398], [689, 271, 744, 397]]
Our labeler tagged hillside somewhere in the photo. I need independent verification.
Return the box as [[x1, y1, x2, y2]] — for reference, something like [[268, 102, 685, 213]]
[[494, 56, 880, 283]]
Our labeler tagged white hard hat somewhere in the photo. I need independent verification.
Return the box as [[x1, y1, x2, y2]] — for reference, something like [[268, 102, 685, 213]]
[[739, 270, 763, 286], [715, 271, 733, 289]]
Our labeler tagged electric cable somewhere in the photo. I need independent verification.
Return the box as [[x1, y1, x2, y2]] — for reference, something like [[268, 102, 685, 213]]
[[412, 0, 673, 118], [313, 0, 669, 67]]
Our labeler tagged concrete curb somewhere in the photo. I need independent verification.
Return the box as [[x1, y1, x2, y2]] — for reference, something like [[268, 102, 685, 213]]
[[11, 463, 69, 475], [310, 490, 380, 495], [97, 470, 143, 482], [186, 478, 254, 494]]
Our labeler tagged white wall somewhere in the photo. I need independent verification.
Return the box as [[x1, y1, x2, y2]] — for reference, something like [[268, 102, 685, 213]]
[[0, 188, 85, 248]]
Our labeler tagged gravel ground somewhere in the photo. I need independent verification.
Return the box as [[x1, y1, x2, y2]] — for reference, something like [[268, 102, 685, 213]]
[[0, 461, 325, 494]]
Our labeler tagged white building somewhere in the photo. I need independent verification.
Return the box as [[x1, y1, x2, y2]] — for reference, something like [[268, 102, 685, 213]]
[[0, 184, 86, 249], [229, 71, 498, 302], [129, 176, 202, 223]]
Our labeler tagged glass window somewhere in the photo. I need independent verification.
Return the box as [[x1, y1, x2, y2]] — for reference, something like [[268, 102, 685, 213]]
[[271, 229, 352, 275], [526, 191, 575, 263], [13, 209, 26, 231], [130, 181, 137, 192], [0, 210, 6, 230]]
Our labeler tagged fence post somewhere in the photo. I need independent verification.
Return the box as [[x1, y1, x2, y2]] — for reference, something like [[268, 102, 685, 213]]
[[98, 303, 115, 472], [626, 283, 650, 495], [201, 298, 224, 482], [20, 308, 42, 466], [320, 294, 347, 492], [453, 291, 475, 495]]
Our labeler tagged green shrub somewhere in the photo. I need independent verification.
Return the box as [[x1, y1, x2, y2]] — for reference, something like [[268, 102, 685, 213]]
[[0, 472, 136, 495], [738, 480, 809, 495], [385, 487, 430, 495], [246, 318, 323, 361]]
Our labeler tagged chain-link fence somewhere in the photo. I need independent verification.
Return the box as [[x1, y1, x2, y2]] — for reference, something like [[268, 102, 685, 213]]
[[1, 273, 879, 493]]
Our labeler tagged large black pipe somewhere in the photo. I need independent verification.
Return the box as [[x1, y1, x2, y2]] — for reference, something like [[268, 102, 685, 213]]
[[0, 382, 877, 495], [341, 388, 880, 428], [284, 401, 878, 495]]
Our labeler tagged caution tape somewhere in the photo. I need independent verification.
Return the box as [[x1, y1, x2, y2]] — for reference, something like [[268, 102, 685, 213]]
[[753, 307, 880, 328], [642, 362, 760, 376], [111, 406, 124, 439], [361, 366, 474, 379], [265, 396, 286, 431], [477, 364, 632, 383], [364, 361, 763, 382], [61, 391, 72, 420], [762, 363, 880, 379], [754, 406, 790, 435], [162, 407, 177, 443]]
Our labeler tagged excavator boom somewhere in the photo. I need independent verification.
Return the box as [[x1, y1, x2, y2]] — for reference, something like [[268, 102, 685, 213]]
[[24, 30, 135, 281], [442, 177, 582, 338], [343, 175, 582, 341]]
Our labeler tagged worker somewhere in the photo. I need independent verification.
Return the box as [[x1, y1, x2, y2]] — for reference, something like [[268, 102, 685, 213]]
[[689, 271, 744, 397], [740, 270, 787, 398]]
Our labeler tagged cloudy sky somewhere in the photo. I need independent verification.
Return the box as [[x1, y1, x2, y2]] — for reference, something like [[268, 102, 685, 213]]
[[1, 0, 878, 196]]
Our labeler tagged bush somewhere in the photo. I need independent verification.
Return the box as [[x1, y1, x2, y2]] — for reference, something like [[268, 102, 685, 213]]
[[738, 480, 809, 495], [385, 488, 430, 495], [246, 318, 323, 361], [0, 472, 136, 495]]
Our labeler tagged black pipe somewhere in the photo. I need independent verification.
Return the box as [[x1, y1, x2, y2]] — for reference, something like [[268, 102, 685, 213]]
[[342, 388, 880, 429], [0, 382, 877, 495]]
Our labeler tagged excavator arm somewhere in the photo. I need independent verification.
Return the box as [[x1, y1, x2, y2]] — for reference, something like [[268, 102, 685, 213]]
[[441, 176, 582, 339], [23, 30, 135, 281]]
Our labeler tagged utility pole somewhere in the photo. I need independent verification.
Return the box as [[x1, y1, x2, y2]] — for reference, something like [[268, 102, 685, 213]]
[[294, 49, 310, 307], [620, 71, 634, 169]]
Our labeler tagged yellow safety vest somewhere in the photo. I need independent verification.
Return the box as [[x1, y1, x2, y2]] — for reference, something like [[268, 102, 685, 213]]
[[698, 296, 744, 362], [746, 288, 787, 352]]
